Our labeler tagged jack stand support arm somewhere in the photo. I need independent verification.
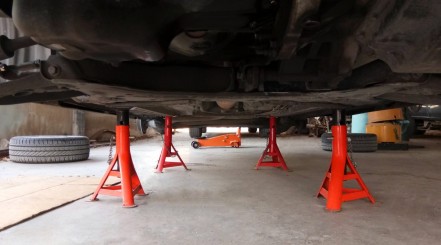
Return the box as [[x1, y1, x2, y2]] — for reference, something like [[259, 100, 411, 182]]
[[255, 116, 289, 171], [90, 110, 146, 208], [317, 110, 375, 211], [155, 115, 189, 173]]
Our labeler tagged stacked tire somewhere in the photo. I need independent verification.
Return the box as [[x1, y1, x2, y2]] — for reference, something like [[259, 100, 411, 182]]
[[9, 136, 90, 163], [248, 127, 258, 133], [321, 133, 378, 152]]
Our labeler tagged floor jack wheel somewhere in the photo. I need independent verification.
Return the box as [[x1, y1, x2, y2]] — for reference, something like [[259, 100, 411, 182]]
[[191, 141, 200, 149]]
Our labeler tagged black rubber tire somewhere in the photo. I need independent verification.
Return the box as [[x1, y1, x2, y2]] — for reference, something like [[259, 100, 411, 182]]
[[414, 129, 426, 135], [248, 127, 258, 133], [9, 136, 90, 163], [136, 118, 148, 134], [258, 128, 270, 138], [189, 127, 203, 138], [294, 119, 309, 135], [408, 118, 426, 137], [321, 133, 378, 152], [191, 141, 200, 149]]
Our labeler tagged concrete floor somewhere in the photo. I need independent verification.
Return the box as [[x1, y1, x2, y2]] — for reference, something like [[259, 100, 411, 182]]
[[0, 128, 440, 245]]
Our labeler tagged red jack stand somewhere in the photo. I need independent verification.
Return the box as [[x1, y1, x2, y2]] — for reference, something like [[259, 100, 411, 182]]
[[317, 111, 375, 211], [255, 116, 289, 171], [155, 116, 189, 173], [90, 110, 145, 208]]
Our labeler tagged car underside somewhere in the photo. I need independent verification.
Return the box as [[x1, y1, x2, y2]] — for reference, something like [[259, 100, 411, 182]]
[[0, 0, 441, 130]]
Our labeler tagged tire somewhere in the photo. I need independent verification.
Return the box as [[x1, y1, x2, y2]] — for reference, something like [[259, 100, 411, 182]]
[[9, 136, 90, 163], [248, 127, 257, 133], [258, 127, 269, 137], [136, 118, 148, 134], [414, 129, 426, 135], [189, 127, 203, 138], [407, 118, 426, 138], [413, 120, 427, 135], [295, 119, 309, 135], [191, 141, 200, 149], [259, 126, 289, 137], [321, 133, 377, 152]]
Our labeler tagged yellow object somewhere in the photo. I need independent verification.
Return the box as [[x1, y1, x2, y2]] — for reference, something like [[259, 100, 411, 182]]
[[366, 123, 401, 143], [368, 108, 403, 123]]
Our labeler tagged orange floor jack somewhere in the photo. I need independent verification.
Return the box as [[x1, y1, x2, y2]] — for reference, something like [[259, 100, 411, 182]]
[[317, 110, 375, 211], [255, 116, 289, 171], [90, 110, 146, 208], [191, 128, 241, 149], [155, 115, 189, 173]]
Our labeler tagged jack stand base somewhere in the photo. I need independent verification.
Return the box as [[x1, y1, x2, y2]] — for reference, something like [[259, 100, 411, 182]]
[[255, 116, 289, 171], [155, 116, 189, 173], [122, 204, 137, 208], [90, 123, 145, 207], [317, 125, 375, 211]]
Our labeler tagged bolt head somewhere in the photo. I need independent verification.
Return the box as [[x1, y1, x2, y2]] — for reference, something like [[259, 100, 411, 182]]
[[47, 65, 60, 76]]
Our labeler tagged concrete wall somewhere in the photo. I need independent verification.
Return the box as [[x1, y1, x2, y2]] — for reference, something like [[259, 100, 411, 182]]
[[0, 103, 145, 147], [84, 111, 144, 141], [0, 103, 73, 139], [84, 112, 116, 138]]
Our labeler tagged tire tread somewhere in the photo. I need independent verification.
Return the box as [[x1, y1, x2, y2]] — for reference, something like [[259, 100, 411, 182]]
[[320, 133, 378, 152], [9, 136, 90, 163]]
